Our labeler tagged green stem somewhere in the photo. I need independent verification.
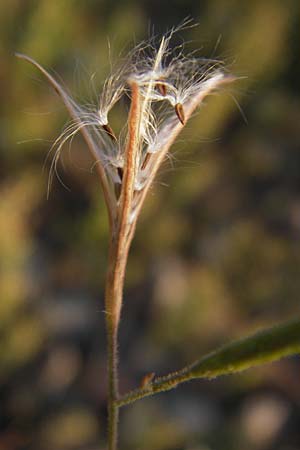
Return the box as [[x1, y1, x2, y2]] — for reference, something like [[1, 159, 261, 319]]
[[117, 318, 300, 407]]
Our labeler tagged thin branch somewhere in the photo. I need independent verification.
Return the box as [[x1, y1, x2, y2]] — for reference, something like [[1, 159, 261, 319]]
[[116, 318, 300, 407]]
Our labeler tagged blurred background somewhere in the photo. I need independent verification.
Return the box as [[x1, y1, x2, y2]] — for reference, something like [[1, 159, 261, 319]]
[[1, 0, 300, 449]]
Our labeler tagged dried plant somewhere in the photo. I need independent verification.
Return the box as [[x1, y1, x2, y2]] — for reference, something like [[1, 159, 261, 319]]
[[16, 26, 300, 450]]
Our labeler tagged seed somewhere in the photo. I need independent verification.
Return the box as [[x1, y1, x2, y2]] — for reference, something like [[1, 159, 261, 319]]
[[141, 152, 151, 170], [175, 103, 185, 125], [117, 166, 123, 182], [102, 123, 117, 142], [156, 81, 167, 96]]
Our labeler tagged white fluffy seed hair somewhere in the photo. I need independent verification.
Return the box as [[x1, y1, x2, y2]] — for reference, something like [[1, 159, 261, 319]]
[[22, 22, 231, 202]]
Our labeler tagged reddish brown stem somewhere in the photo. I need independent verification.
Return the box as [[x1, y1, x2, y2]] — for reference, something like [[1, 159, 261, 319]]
[[104, 82, 140, 450]]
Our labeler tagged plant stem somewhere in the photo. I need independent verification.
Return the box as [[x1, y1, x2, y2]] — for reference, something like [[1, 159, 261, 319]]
[[104, 235, 128, 450], [106, 320, 119, 450], [105, 81, 141, 450], [105, 226, 137, 450]]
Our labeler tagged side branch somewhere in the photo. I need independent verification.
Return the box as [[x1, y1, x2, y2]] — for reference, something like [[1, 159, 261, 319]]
[[116, 318, 300, 407]]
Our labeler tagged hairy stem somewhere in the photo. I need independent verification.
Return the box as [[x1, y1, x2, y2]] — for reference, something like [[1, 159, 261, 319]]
[[104, 82, 140, 450], [106, 318, 119, 450], [116, 318, 300, 407]]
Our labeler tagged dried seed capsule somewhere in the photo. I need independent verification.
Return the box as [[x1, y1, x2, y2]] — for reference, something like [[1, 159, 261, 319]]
[[156, 81, 167, 97], [175, 103, 185, 125], [102, 123, 117, 142]]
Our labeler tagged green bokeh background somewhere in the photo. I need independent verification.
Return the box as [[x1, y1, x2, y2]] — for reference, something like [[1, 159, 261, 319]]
[[1, 1, 300, 449]]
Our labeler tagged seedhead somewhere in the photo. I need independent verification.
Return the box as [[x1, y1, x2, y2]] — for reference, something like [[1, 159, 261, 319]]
[[16, 27, 232, 231]]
